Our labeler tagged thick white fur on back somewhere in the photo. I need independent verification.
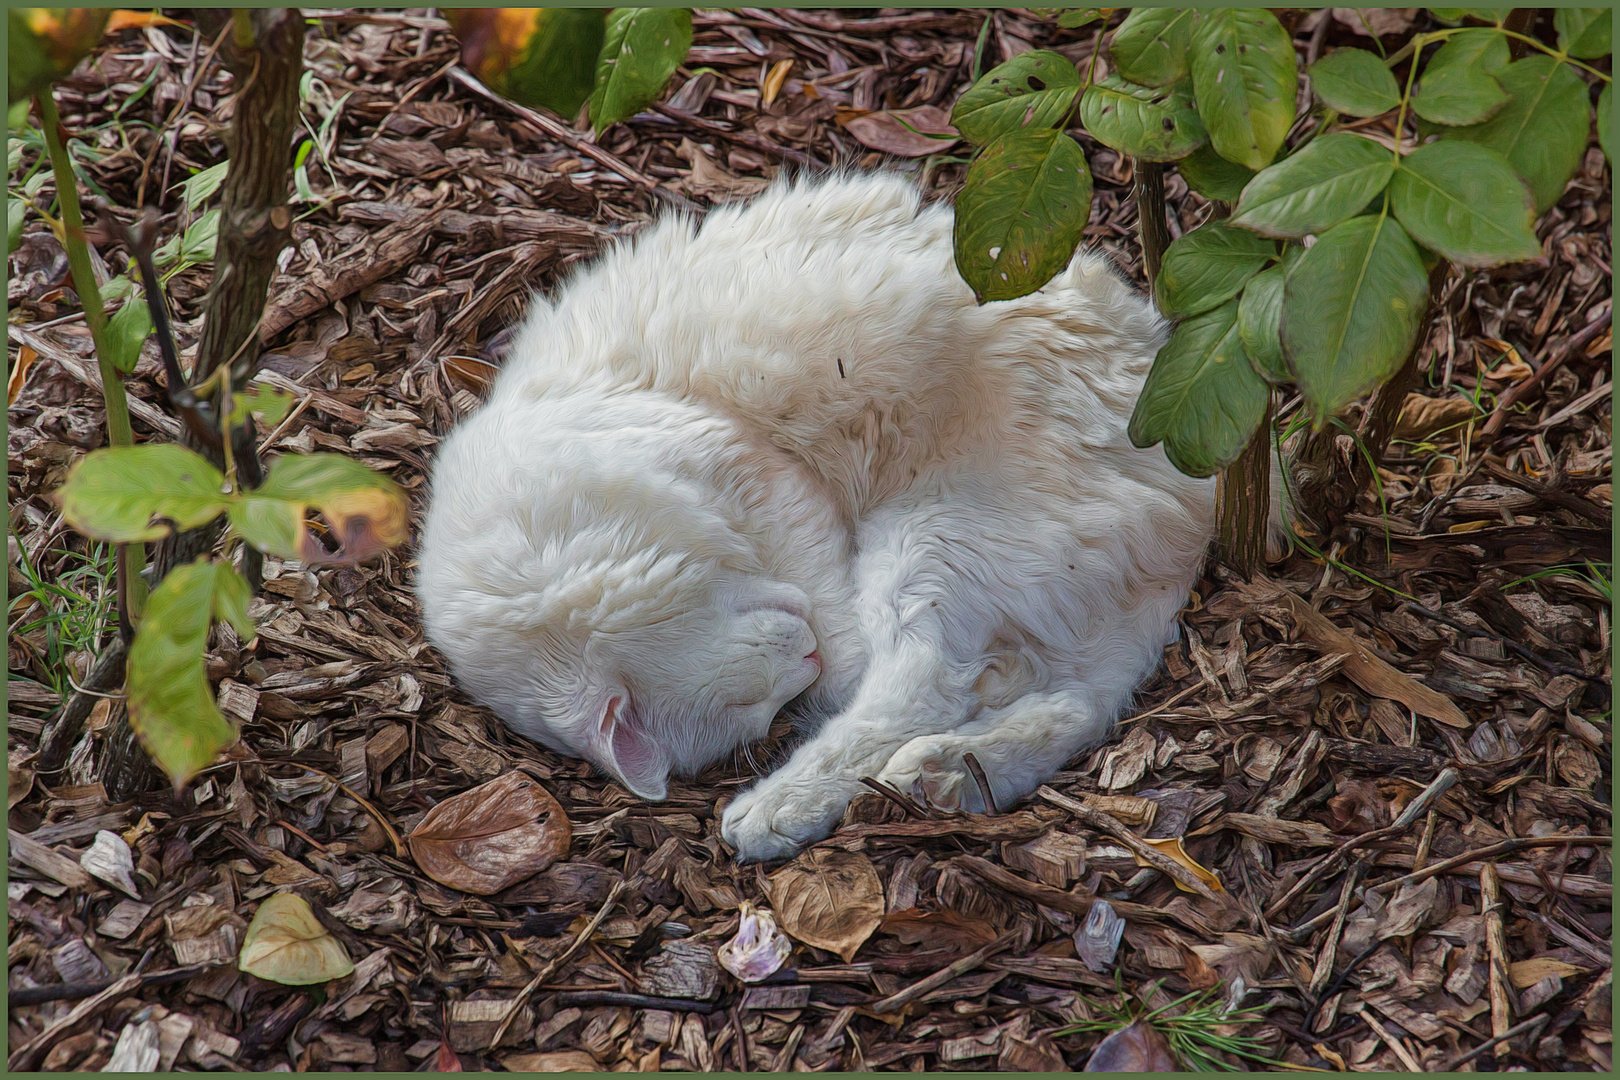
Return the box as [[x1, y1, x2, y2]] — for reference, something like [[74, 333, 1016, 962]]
[[416, 172, 1216, 862]]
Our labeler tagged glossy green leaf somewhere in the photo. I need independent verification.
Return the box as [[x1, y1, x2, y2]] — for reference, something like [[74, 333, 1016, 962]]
[[126, 558, 249, 788], [178, 161, 228, 211], [953, 129, 1092, 303], [1178, 143, 1255, 202], [950, 50, 1081, 145], [1108, 7, 1194, 88], [1237, 267, 1287, 382], [229, 452, 410, 562], [589, 8, 693, 133], [1155, 220, 1277, 319], [1442, 56, 1591, 213], [56, 444, 228, 542], [1599, 83, 1611, 163], [1231, 132, 1395, 238], [1128, 300, 1269, 478], [1389, 140, 1540, 267], [1555, 8, 1611, 59], [1412, 29, 1509, 126], [1078, 75, 1205, 162], [1281, 213, 1429, 423], [104, 295, 152, 374], [1309, 48, 1401, 117], [1189, 9, 1297, 171]]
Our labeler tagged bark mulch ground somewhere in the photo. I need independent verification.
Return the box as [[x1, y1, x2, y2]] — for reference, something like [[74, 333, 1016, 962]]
[[7, 7, 1612, 1073]]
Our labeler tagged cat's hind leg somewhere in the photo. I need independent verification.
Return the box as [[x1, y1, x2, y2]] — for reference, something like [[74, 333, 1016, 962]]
[[874, 689, 1110, 814]]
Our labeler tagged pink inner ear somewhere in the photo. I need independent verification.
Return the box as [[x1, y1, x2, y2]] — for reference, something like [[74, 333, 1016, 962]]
[[599, 695, 670, 801]]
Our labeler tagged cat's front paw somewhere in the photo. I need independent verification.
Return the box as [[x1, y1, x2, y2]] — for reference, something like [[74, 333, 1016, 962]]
[[876, 736, 983, 813], [721, 777, 855, 863]]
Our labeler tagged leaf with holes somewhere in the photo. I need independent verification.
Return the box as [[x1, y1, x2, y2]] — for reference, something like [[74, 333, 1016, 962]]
[[1189, 8, 1297, 170], [1309, 48, 1400, 117], [1128, 300, 1269, 478], [1154, 219, 1277, 319], [408, 771, 572, 895], [1412, 29, 1509, 126], [126, 558, 254, 788], [1231, 132, 1396, 238], [950, 50, 1081, 145], [445, 8, 607, 118], [589, 7, 693, 133], [1108, 7, 1194, 87], [229, 453, 409, 563], [953, 128, 1092, 303], [1237, 266, 1288, 382], [1389, 140, 1540, 267], [1555, 8, 1611, 59], [766, 849, 885, 963], [56, 444, 228, 542], [1441, 55, 1590, 213], [1282, 213, 1430, 424], [1178, 143, 1255, 202], [1079, 74, 1206, 162]]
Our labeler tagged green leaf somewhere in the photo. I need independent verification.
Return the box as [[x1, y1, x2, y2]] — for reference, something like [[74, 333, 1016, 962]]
[[1555, 8, 1611, 59], [125, 558, 245, 788], [104, 295, 153, 374], [227, 384, 295, 428], [8, 9, 111, 104], [1178, 143, 1255, 202], [229, 452, 411, 562], [1189, 8, 1297, 171], [1600, 83, 1611, 163], [1309, 48, 1401, 117], [1231, 132, 1396, 238], [1389, 140, 1540, 267], [1442, 56, 1591, 213], [1078, 75, 1205, 162], [1428, 9, 1513, 26], [1108, 7, 1194, 87], [589, 8, 693, 133], [1237, 267, 1287, 382], [1127, 300, 1269, 478], [56, 444, 228, 542], [1155, 219, 1278, 318], [446, 8, 608, 119], [1281, 213, 1429, 424], [1412, 29, 1509, 126], [1057, 8, 1103, 30], [952, 128, 1092, 303], [176, 161, 228, 211], [7, 196, 23, 254], [950, 50, 1082, 145]]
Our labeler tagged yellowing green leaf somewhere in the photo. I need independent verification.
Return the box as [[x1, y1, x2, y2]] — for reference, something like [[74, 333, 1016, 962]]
[[229, 453, 409, 562], [239, 892, 355, 986], [1079, 74, 1206, 162], [1128, 300, 1268, 478], [56, 444, 228, 542], [1282, 213, 1430, 424], [1231, 132, 1395, 239], [950, 50, 1081, 145], [1154, 220, 1277, 319], [1309, 48, 1401, 117], [953, 128, 1092, 303], [1389, 140, 1541, 267], [1108, 7, 1194, 88], [1189, 9, 1297, 171], [589, 8, 692, 133]]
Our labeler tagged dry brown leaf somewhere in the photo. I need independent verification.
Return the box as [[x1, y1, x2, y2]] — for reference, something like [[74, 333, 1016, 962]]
[[881, 907, 999, 951], [766, 848, 884, 962], [1332, 8, 1418, 37], [840, 105, 959, 158], [1510, 956, 1587, 988], [238, 892, 355, 985], [1393, 393, 1479, 441], [8, 749, 35, 810], [441, 355, 498, 397], [1134, 836, 1223, 894], [8, 344, 38, 406], [675, 138, 771, 202], [407, 771, 571, 895], [760, 58, 793, 107], [1084, 1019, 1179, 1071], [1477, 337, 1533, 381]]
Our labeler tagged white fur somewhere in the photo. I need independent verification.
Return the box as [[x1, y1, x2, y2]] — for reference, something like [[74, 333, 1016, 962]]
[[415, 173, 1216, 862]]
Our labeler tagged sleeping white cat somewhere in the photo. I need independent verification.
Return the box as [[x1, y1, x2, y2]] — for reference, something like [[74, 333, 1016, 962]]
[[416, 172, 1223, 862]]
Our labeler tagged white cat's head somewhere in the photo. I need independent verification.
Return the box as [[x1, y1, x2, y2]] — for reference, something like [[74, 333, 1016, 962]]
[[416, 398, 821, 800]]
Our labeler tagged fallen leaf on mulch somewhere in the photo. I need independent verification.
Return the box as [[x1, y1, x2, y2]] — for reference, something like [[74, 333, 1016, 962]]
[[882, 906, 1000, 950], [239, 892, 355, 985], [1084, 1019, 1179, 1071], [407, 770, 571, 895], [1394, 392, 1479, 440], [839, 104, 959, 157], [766, 848, 884, 962], [1135, 835, 1223, 894], [675, 138, 771, 201]]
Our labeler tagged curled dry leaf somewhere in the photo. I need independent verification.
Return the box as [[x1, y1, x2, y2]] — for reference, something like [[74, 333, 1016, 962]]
[[718, 900, 792, 983], [80, 829, 141, 899], [1134, 836, 1223, 894], [766, 848, 884, 963], [407, 771, 571, 895], [239, 892, 355, 985], [839, 105, 959, 158], [1084, 1019, 1179, 1072]]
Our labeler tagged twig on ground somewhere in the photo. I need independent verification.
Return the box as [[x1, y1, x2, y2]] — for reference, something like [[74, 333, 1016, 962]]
[[865, 929, 1017, 1015], [488, 878, 627, 1050]]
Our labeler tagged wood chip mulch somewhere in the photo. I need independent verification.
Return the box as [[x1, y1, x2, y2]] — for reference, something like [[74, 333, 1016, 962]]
[[7, 8, 1612, 1073]]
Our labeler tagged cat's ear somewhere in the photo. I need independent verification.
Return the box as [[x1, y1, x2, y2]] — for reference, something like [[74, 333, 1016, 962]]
[[593, 695, 670, 801]]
